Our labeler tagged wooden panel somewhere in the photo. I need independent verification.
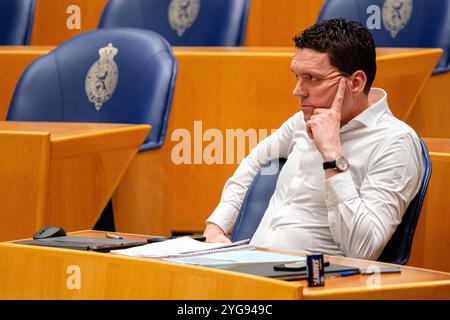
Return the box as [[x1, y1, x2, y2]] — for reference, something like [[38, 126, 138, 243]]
[[31, 0, 107, 45], [407, 142, 450, 272], [45, 124, 150, 232], [374, 48, 442, 120], [245, 0, 326, 46], [1, 230, 449, 300], [0, 46, 52, 119], [407, 72, 450, 138], [0, 242, 303, 300], [0, 132, 50, 241]]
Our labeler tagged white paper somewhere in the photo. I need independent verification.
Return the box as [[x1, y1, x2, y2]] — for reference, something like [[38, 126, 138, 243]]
[[110, 237, 249, 258], [164, 250, 305, 266]]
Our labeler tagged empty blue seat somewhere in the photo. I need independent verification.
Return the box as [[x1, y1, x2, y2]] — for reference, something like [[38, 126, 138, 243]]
[[0, 0, 35, 45], [7, 28, 178, 151], [98, 0, 250, 46], [231, 139, 432, 264], [318, 0, 450, 74]]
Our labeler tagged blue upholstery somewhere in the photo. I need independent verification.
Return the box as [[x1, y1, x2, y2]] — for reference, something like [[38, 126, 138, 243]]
[[7, 28, 178, 151], [318, 0, 450, 74], [230, 139, 432, 264], [98, 0, 250, 46], [0, 0, 35, 45]]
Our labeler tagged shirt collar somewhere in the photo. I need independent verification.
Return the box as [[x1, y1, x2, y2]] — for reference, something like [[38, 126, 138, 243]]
[[340, 88, 390, 133]]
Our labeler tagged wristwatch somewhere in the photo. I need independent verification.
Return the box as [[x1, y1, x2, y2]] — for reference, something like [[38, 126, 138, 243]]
[[323, 155, 349, 172]]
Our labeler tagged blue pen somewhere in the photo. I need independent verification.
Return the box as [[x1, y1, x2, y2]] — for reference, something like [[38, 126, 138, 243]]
[[326, 270, 360, 278], [339, 271, 360, 277]]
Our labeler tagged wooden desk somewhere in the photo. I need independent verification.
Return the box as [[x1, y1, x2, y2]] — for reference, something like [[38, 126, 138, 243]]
[[0, 230, 448, 300], [0, 122, 150, 241]]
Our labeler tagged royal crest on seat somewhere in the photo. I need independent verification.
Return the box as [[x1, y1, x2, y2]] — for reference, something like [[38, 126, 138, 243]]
[[85, 43, 119, 111], [383, 0, 413, 38], [168, 0, 201, 37]]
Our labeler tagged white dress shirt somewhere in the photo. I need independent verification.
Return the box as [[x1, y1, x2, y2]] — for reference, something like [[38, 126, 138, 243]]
[[206, 88, 423, 260]]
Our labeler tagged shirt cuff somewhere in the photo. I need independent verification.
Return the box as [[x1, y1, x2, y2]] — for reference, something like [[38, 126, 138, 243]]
[[206, 202, 239, 234], [325, 170, 358, 207]]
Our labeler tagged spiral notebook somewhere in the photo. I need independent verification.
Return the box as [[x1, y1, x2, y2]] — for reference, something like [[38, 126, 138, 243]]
[[164, 250, 305, 267], [110, 236, 252, 258]]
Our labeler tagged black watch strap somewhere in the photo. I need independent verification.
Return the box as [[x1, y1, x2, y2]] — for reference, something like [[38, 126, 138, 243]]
[[323, 161, 337, 170]]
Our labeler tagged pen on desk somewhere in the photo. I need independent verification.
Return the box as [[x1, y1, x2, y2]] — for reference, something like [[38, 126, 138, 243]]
[[326, 270, 360, 278], [360, 267, 401, 275], [105, 233, 123, 240]]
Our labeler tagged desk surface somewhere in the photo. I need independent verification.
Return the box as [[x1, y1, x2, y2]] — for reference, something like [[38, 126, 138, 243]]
[[1, 230, 448, 300], [0, 121, 142, 140]]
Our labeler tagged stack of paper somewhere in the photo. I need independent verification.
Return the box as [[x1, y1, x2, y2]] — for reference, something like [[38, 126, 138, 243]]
[[164, 250, 305, 267], [110, 237, 251, 258]]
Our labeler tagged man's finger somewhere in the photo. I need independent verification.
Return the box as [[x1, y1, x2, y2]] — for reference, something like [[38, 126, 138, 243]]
[[306, 121, 314, 140], [330, 78, 347, 113]]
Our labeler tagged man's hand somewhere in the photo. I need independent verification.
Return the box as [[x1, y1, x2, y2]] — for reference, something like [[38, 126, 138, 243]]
[[203, 222, 232, 243], [306, 78, 346, 161]]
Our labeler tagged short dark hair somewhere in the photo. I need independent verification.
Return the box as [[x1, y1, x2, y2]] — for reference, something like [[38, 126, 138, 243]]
[[293, 18, 376, 94]]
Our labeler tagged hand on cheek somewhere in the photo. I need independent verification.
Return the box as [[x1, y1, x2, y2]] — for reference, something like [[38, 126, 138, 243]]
[[306, 78, 347, 161]]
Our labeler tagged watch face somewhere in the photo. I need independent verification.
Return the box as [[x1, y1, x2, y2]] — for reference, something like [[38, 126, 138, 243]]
[[335, 156, 349, 172]]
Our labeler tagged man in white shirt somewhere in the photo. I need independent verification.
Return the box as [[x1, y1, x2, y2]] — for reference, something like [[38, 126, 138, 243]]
[[203, 18, 423, 260]]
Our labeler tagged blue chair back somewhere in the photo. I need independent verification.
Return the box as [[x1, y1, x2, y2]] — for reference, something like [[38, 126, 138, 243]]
[[318, 0, 450, 74], [7, 28, 178, 151], [0, 0, 35, 45], [230, 139, 432, 264], [98, 0, 250, 46]]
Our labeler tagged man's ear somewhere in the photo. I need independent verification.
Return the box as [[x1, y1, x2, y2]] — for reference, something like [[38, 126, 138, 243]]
[[350, 70, 367, 97]]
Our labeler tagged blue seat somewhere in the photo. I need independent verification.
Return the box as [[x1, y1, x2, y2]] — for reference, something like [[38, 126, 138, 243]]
[[317, 0, 450, 74], [7, 28, 178, 152], [230, 139, 432, 264], [0, 0, 35, 45], [98, 0, 250, 46]]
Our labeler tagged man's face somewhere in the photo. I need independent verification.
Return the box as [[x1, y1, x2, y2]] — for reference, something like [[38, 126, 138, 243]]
[[290, 48, 352, 124]]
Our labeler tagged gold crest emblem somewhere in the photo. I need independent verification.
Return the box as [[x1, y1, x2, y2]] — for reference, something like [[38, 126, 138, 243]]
[[383, 0, 413, 38], [168, 0, 201, 37], [85, 43, 119, 111]]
